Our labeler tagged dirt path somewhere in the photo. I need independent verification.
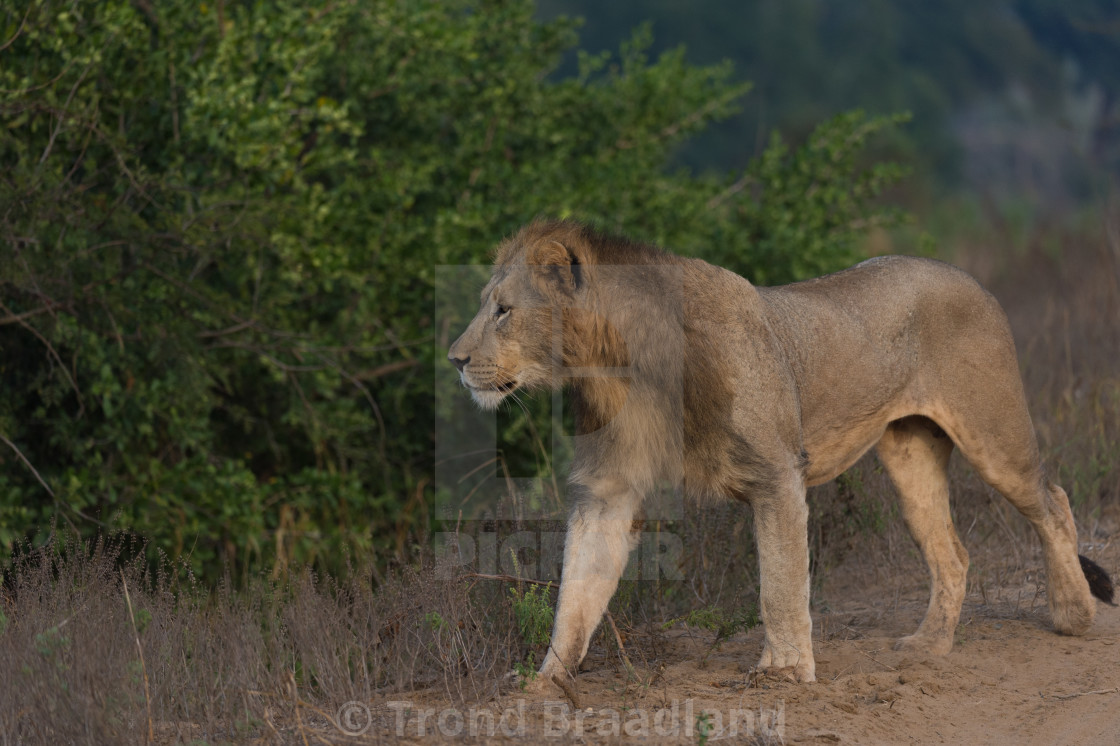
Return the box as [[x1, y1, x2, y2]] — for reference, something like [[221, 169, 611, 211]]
[[371, 543, 1120, 744]]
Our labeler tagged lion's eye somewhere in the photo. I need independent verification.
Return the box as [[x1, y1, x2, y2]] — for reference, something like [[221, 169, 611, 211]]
[[495, 304, 511, 318]]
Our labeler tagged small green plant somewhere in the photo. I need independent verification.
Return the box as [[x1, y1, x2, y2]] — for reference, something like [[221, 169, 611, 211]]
[[34, 625, 72, 667], [133, 607, 152, 635], [663, 604, 760, 665], [696, 711, 713, 745], [513, 652, 539, 691], [507, 549, 554, 683], [29, 623, 73, 694], [423, 610, 447, 632], [509, 582, 554, 648], [422, 609, 469, 668], [508, 549, 554, 649]]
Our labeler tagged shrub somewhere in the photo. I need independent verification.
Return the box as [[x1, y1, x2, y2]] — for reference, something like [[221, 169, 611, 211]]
[[0, 0, 906, 582]]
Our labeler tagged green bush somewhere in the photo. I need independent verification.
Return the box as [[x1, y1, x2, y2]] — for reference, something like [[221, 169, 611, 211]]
[[0, 0, 906, 582]]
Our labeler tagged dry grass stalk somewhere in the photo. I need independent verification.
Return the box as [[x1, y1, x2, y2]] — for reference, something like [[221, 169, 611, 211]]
[[120, 570, 153, 745]]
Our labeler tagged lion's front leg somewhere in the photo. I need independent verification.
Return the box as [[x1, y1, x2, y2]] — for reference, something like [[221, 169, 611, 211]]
[[753, 474, 815, 682], [536, 479, 641, 684]]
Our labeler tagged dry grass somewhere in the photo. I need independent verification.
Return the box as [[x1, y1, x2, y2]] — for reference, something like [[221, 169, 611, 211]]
[[0, 534, 526, 744], [2, 212, 1118, 744]]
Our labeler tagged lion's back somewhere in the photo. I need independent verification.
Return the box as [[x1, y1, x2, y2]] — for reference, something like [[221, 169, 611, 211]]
[[761, 255, 1009, 349]]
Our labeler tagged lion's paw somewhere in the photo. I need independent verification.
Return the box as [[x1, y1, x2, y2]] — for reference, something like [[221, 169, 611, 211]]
[[758, 642, 815, 683], [505, 668, 566, 696], [505, 669, 540, 693], [893, 632, 953, 656], [1049, 588, 1095, 636]]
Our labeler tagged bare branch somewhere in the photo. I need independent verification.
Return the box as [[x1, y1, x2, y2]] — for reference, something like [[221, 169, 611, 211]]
[[706, 174, 756, 210], [0, 305, 54, 326], [0, 432, 56, 498], [0, 2, 31, 53], [0, 432, 110, 528], [0, 57, 75, 95], [462, 572, 555, 588], [0, 299, 84, 411], [353, 358, 419, 379], [39, 61, 93, 167]]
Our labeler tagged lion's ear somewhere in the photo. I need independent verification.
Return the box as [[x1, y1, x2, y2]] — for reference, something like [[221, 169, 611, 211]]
[[527, 240, 583, 298]]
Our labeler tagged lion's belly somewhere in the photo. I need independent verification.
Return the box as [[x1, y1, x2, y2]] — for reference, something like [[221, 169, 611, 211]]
[[801, 413, 897, 486], [797, 346, 924, 485]]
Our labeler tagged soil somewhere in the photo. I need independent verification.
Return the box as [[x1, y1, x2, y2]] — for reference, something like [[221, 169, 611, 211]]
[[364, 539, 1120, 745]]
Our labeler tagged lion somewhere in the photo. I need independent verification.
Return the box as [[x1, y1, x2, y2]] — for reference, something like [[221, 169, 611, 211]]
[[447, 219, 1114, 685]]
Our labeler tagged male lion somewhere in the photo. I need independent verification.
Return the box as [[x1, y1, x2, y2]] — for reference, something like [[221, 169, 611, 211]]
[[448, 219, 1114, 685]]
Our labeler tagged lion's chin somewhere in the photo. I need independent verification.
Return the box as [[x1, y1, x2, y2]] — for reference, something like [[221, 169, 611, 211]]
[[467, 380, 525, 409], [470, 387, 508, 410]]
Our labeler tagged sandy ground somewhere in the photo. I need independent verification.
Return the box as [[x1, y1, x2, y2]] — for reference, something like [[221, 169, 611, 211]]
[[350, 538, 1120, 745]]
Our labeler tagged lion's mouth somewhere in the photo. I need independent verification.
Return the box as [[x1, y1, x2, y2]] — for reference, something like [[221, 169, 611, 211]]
[[465, 379, 519, 395]]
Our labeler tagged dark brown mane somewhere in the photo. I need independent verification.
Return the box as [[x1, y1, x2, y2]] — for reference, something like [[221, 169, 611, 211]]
[[496, 218, 674, 266]]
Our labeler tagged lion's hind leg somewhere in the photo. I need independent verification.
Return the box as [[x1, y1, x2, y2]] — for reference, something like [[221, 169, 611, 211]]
[[933, 403, 1097, 636], [921, 299, 1101, 636], [977, 473, 1095, 635], [876, 416, 965, 655]]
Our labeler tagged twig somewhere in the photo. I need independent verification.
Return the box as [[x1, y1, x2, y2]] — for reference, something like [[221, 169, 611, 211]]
[[121, 571, 154, 745], [615, 88, 744, 150], [605, 611, 636, 677], [39, 59, 92, 166], [0, 299, 84, 413], [462, 572, 557, 588], [0, 432, 111, 529], [0, 2, 30, 52], [706, 174, 756, 210], [0, 305, 56, 326], [551, 674, 581, 710], [1052, 687, 1118, 700], [262, 706, 283, 739], [860, 649, 897, 672], [196, 319, 257, 338], [354, 358, 420, 379], [0, 433, 55, 497], [294, 699, 343, 745], [328, 355, 389, 486], [168, 60, 180, 145], [287, 670, 312, 746]]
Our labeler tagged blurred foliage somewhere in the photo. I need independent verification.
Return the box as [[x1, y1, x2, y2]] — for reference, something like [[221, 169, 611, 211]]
[[0, 0, 905, 583], [538, 0, 1120, 206]]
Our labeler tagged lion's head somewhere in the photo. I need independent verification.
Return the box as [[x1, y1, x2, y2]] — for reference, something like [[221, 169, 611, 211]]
[[447, 222, 587, 410]]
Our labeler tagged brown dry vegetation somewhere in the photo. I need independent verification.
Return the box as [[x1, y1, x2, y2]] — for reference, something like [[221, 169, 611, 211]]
[[2, 212, 1118, 745]]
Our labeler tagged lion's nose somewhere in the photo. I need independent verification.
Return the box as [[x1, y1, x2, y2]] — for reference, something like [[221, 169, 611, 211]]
[[449, 352, 470, 372]]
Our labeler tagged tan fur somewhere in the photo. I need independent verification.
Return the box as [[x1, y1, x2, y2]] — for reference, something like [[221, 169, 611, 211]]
[[448, 219, 1099, 685]]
